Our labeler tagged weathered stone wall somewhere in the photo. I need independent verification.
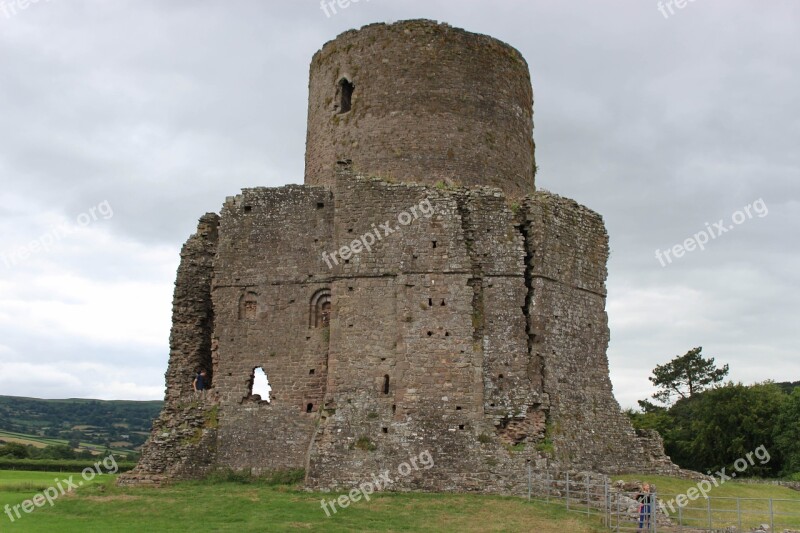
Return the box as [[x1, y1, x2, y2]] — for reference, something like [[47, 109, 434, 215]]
[[119, 215, 220, 484], [164, 213, 219, 403], [307, 178, 495, 491], [305, 19, 536, 198], [211, 185, 334, 473], [522, 192, 653, 474]]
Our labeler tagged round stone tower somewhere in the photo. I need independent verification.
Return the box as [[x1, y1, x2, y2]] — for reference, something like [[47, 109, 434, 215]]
[[304, 19, 536, 197]]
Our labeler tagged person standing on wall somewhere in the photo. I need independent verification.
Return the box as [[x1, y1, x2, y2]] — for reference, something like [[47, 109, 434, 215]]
[[193, 369, 208, 395]]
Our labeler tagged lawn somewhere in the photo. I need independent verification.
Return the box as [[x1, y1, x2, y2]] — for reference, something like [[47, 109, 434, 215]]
[[618, 474, 800, 531], [0, 470, 606, 532], [7, 470, 800, 532]]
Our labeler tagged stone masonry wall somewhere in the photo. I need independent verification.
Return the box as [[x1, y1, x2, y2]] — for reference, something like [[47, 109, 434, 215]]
[[125, 178, 678, 490], [522, 192, 654, 474], [305, 20, 536, 198], [210, 185, 334, 474], [119, 214, 220, 484]]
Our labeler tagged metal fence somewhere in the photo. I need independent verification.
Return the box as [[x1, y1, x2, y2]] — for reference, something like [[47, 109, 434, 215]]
[[524, 466, 800, 532]]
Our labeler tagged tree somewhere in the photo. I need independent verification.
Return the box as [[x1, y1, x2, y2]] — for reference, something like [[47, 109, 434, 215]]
[[775, 387, 800, 476], [0, 442, 30, 459], [42, 444, 76, 460], [649, 346, 729, 406]]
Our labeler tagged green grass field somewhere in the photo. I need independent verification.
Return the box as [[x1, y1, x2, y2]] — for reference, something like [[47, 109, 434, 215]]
[[0, 470, 606, 532], [3, 470, 800, 532], [618, 474, 800, 530]]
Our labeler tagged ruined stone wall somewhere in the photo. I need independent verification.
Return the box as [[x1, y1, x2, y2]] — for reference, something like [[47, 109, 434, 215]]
[[119, 214, 220, 484], [210, 185, 334, 473], [126, 178, 677, 489], [521, 192, 652, 474], [164, 213, 219, 403], [307, 178, 497, 491], [304, 20, 536, 198]]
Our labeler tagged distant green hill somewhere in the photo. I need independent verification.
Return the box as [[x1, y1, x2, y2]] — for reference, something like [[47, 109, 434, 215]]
[[0, 395, 162, 451]]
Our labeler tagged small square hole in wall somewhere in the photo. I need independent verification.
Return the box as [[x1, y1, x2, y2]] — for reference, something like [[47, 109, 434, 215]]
[[306, 403, 314, 413], [347, 228, 353, 233], [458, 424, 465, 430], [348, 286, 354, 291], [392, 404, 396, 414], [244, 205, 252, 213], [317, 202, 325, 209], [382, 427, 388, 434], [309, 369, 315, 375], [445, 331, 450, 337], [456, 406, 462, 410], [344, 260, 350, 264], [432, 240, 437, 249], [428, 298, 433, 307], [440, 299, 446, 306], [498, 374, 504, 379], [427, 331, 433, 336]]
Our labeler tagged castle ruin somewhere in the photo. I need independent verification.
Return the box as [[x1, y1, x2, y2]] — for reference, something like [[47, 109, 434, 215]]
[[120, 19, 676, 492]]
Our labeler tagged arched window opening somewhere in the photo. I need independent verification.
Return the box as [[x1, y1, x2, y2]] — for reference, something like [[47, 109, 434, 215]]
[[310, 288, 332, 328], [336, 78, 354, 114], [239, 291, 259, 320], [249, 367, 271, 402]]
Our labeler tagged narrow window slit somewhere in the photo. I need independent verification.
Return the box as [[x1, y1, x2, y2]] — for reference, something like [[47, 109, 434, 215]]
[[337, 78, 354, 113]]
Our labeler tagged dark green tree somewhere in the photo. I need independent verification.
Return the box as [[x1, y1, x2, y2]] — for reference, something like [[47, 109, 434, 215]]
[[42, 444, 76, 460], [649, 346, 729, 405], [663, 382, 785, 476], [775, 387, 800, 476], [0, 442, 30, 459]]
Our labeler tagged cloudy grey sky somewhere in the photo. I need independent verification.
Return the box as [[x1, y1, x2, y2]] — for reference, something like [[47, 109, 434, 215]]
[[0, 0, 797, 408]]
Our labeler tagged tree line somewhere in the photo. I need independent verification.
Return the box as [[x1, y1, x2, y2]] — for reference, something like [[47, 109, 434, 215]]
[[627, 347, 800, 478]]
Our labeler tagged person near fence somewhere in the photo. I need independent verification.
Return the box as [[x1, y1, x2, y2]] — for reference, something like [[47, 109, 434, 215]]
[[636, 482, 653, 531]]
